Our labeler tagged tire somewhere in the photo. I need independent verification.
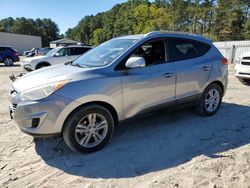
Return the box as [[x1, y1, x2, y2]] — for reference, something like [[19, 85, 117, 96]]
[[3, 57, 14, 66], [238, 78, 250, 85], [36, 63, 50, 69], [62, 104, 115, 153], [195, 84, 222, 116]]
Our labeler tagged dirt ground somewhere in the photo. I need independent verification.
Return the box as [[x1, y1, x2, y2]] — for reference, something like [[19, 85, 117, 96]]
[[0, 62, 250, 188]]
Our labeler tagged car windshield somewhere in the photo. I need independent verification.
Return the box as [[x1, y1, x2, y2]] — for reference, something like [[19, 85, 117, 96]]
[[45, 48, 59, 57], [73, 38, 137, 67]]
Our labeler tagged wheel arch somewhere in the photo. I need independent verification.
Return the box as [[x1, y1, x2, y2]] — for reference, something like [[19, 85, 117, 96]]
[[4, 56, 14, 60], [35, 62, 51, 69], [207, 80, 224, 96], [61, 101, 119, 134]]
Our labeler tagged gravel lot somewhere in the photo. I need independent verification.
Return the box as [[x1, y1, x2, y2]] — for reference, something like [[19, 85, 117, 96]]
[[0, 63, 250, 188]]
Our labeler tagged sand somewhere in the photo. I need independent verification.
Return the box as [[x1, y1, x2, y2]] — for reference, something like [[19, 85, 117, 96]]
[[0, 63, 250, 188]]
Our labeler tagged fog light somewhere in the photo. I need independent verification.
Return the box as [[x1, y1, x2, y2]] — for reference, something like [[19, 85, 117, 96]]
[[32, 118, 40, 128]]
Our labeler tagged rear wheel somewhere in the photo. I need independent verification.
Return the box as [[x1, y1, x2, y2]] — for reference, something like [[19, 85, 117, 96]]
[[63, 105, 114, 153], [195, 84, 222, 116], [3, 57, 14, 66]]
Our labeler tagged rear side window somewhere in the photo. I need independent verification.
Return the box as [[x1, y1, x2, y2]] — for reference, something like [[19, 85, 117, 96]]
[[6, 47, 16, 52], [0, 47, 7, 52], [70, 47, 90, 55], [168, 38, 211, 62]]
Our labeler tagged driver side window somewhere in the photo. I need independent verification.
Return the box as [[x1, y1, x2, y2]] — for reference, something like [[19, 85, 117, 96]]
[[130, 40, 166, 66], [115, 39, 166, 70], [56, 48, 70, 56]]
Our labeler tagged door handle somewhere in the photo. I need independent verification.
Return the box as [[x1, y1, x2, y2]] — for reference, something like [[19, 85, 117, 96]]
[[202, 66, 211, 71], [163, 73, 174, 78]]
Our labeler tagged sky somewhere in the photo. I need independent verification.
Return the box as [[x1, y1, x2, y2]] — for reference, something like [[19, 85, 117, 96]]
[[0, 0, 127, 34]]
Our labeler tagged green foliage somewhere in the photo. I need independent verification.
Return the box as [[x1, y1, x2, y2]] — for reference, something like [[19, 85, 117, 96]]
[[0, 17, 59, 46], [1, 0, 249, 46], [65, 0, 250, 44], [0, 17, 14, 32], [244, 15, 250, 39]]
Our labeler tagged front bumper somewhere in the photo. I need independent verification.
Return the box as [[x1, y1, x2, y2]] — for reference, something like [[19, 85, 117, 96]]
[[9, 93, 73, 137], [14, 56, 20, 62], [234, 64, 250, 79]]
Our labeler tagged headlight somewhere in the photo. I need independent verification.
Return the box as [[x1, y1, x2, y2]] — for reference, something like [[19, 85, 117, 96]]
[[20, 80, 69, 101], [234, 58, 241, 64]]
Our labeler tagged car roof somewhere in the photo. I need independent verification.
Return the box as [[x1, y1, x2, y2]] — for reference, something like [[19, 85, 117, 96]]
[[67, 45, 92, 48], [116, 31, 212, 43], [0, 45, 12, 48], [56, 45, 92, 49]]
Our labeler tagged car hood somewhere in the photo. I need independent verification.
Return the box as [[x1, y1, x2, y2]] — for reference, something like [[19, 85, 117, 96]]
[[23, 56, 47, 63], [240, 51, 250, 58], [13, 64, 102, 93]]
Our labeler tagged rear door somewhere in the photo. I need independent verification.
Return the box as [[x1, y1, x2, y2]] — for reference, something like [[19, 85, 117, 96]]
[[167, 37, 211, 99]]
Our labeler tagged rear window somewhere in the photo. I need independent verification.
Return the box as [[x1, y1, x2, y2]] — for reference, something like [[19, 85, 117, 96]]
[[0, 47, 17, 52], [168, 38, 211, 62], [7, 47, 17, 52], [70, 47, 90, 55]]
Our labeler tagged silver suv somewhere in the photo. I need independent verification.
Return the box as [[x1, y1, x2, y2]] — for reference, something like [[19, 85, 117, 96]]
[[21, 45, 92, 71], [9, 31, 228, 152]]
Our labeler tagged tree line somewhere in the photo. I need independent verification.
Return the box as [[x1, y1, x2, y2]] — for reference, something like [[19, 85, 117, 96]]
[[0, 17, 61, 46], [65, 0, 250, 45], [0, 0, 249, 46]]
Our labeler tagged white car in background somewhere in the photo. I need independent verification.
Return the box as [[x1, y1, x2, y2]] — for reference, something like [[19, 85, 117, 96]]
[[235, 51, 250, 84], [21, 45, 92, 71]]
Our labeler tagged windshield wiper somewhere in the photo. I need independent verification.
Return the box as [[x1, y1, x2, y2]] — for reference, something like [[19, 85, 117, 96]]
[[64, 61, 73, 65], [74, 63, 87, 68], [65, 61, 87, 68]]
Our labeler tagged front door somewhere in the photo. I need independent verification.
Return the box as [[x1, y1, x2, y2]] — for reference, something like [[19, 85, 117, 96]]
[[52, 48, 71, 64], [120, 39, 176, 118]]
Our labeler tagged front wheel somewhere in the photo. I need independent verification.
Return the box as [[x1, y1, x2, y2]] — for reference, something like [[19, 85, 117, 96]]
[[3, 57, 14, 66], [63, 105, 114, 153], [195, 84, 222, 116]]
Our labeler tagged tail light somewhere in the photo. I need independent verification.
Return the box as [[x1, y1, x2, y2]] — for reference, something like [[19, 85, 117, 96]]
[[12, 52, 18, 57], [221, 57, 228, 65]]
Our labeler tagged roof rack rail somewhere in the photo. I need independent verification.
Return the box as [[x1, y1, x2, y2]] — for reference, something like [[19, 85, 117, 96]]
[[145, 31, 163, 37]]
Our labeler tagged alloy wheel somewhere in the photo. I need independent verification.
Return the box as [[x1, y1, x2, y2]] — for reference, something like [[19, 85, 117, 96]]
[[205, 89, 220, 112], [74, 113, 108, 148], [4, 58, 14, 66]]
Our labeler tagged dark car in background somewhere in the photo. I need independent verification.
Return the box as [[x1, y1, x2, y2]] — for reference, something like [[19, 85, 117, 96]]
[[0, 46, 19, 66], [23, 48, 39, 57], [35, 47, 53, 56]]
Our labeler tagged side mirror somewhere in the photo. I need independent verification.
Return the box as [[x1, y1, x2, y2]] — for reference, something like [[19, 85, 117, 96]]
[[54, 52, 60, 57], [125, 57, 145, 69]]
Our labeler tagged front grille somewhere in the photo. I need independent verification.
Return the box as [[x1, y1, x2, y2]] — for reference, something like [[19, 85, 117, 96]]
[[11, 103, 17, 113], [9, 87, 17, 95], [239, 72, 250, 75], [242, 57, 250, 60], [241, 61, 250, 66]]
